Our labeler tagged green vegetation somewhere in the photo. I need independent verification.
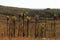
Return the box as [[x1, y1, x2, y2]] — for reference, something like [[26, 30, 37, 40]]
[[0, 5, 60, 18]]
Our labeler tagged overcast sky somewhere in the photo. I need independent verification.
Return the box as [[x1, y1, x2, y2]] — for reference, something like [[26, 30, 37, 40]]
[[0, 0, 60, 9]]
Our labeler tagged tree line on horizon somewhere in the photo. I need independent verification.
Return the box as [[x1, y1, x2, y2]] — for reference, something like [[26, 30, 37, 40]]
[[0, 6, 60, 19]]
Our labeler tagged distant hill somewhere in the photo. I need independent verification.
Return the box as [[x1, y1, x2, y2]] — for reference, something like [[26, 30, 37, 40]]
[[0, 5, 60, 18]]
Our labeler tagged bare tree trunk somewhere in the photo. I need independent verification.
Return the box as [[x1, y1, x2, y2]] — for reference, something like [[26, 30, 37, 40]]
[[26, 19, 29, 37], [18, 15, 21, 37], [22, 14, 25, 37], [35, 19, 38, 38], [53, 17, 56, 40], [12, 20, 16, 37], [7, 17, 9, 37]]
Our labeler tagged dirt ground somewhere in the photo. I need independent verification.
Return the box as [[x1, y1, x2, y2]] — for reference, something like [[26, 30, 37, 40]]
[[0, 37, 60, 40]]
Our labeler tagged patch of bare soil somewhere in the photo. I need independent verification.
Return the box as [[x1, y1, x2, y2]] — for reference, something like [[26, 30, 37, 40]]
[[0, 37, 60, 40]]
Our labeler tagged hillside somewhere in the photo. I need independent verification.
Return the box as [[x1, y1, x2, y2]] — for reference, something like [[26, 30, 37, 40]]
[[0, 5, 60, 18]]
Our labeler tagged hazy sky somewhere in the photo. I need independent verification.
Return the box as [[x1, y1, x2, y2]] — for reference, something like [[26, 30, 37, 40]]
[[0, 0, 60, 9]]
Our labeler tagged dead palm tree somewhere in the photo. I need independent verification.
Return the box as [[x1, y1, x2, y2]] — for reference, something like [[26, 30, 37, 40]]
[[21, 10, 28, 37], [35, 15, 39, 38], [26, 16, 31, 37], [53, 13, 58, 38], [11, 15, 17, 37], [6, 16, 9, 36], [18, 15, 21, 36]]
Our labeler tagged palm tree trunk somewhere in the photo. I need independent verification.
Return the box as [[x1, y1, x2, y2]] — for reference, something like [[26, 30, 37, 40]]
[[7, 17, 9, 36], [35, 19, 38, 38], [13, 21, 15, 37], [22, 14, 25, 37], [53, 17, 56, 37], [26, 19, 29, 37], [18, 15, 21, 36]]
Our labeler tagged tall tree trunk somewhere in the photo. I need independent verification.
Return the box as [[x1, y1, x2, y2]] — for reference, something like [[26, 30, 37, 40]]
[[53, 17, 56, 37], [26, 19, 29, 37], [7, 17, 9, 37], [35, 19, 38, 38], [22, 14, 25, 37], [13, 21, 15, 37], [18, 15, 21, 36]]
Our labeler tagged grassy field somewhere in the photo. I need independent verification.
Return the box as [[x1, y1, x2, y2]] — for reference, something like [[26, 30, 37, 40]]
[[0, 18, 60, 40]]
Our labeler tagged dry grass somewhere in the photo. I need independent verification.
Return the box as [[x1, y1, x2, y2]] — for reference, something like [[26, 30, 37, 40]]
[[0, 37, 60, 40], [0, 19, 60, 40]]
